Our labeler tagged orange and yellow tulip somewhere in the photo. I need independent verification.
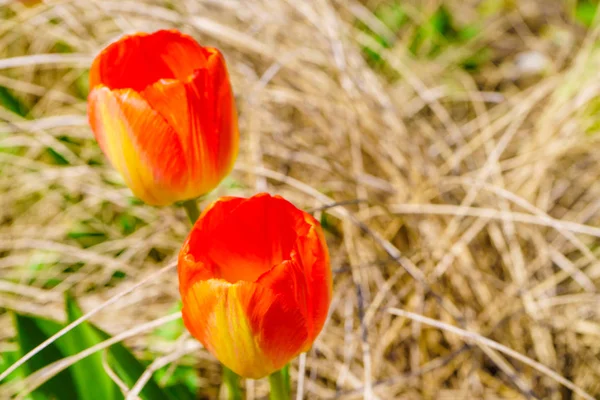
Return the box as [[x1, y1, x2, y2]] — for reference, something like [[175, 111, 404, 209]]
[[87, 30, 239, 206], [178, 193, 332, 378]]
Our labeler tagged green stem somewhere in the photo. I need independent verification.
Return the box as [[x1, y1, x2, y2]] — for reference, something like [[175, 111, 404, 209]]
[[269, 365, 290, 400], [182, 198, 200, 224], [180, 198, 243, 399], [222, 366, 243, 400]]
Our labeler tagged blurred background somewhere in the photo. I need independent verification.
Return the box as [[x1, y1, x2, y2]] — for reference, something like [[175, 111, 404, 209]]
[[2, 0, 600, 399]]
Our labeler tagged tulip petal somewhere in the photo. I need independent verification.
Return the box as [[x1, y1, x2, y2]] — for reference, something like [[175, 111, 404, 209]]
[[140, 50, 238, 194], [87, 86, 187, 205], [90, 30, 210, 92], [249, 281, 309, 369], [178, 196, 246, 296], [182, 279, 308, 379], [256, 218, 331, 342], [203, 194, 311, 283], [178, 194, 332, 378], [294, 226, 332, 342], [256, 260, 311, 346], [88, 30, 239, 206]]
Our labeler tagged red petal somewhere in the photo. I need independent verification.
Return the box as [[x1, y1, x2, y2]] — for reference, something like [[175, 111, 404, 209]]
[[242, 281, 309, 369], [90, 30, 210, 92], [179, 197, 246, 294], [256, 259, 310, 335], [293, 225, 332, 342], [140, 49, 238, 188], [203, 194, 311, 283], [257, 225, 331, 343]]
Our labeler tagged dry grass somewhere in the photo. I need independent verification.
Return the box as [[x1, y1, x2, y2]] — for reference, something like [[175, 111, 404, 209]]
[[1, 0, 600, 399]]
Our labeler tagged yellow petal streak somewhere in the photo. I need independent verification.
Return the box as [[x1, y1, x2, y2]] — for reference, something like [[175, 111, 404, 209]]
[[183, 280, 277, 379], [90, 87, 167, 205]]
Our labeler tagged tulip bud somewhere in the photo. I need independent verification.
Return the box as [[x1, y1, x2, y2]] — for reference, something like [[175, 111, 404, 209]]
[[88, 30, 238, 206], [178, 193, 332, 378]]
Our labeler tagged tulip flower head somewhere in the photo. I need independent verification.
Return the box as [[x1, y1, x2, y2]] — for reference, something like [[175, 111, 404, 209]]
[[88, 30, 239, 206], [178, 193, 332, 378]]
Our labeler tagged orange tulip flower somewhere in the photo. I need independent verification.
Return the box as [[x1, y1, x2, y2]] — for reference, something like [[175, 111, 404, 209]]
[[178, 193, 332, 378], [87, 30, 239, 206]]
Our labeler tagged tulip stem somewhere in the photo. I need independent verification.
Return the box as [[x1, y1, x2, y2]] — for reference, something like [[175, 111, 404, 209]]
[[268, 365, 290, 400], [182, 198, 201, 224], [222, 366, 243, 400]]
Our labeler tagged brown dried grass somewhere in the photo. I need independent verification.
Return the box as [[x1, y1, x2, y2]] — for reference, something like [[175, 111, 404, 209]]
[[1, 0, 600, 399]]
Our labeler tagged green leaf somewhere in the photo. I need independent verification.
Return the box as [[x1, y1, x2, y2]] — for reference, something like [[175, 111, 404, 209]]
[[153, 302, 184, 341], [11, 296, 176, 400], [62, 293, 120, 400], [67, 231, 106, 239], [430, 6, 454, 37], [281, 364, 291, 395], [155, 364, 201, 398], [0, 351, 38, 400], [13, 313, 79, 400], [64, 294, 172, 400], [67, 227, 106, 248], [0, 350, 24, 382], [118, 214, 138, 235], [458, 24, 480, 41], [53, 41, 73, 53], [575, 0, 598, 27], [45, 148, 69, 165], [163, 383, 196, 400], [93, 328, 172, 400], [0, 86, 28, 117]]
